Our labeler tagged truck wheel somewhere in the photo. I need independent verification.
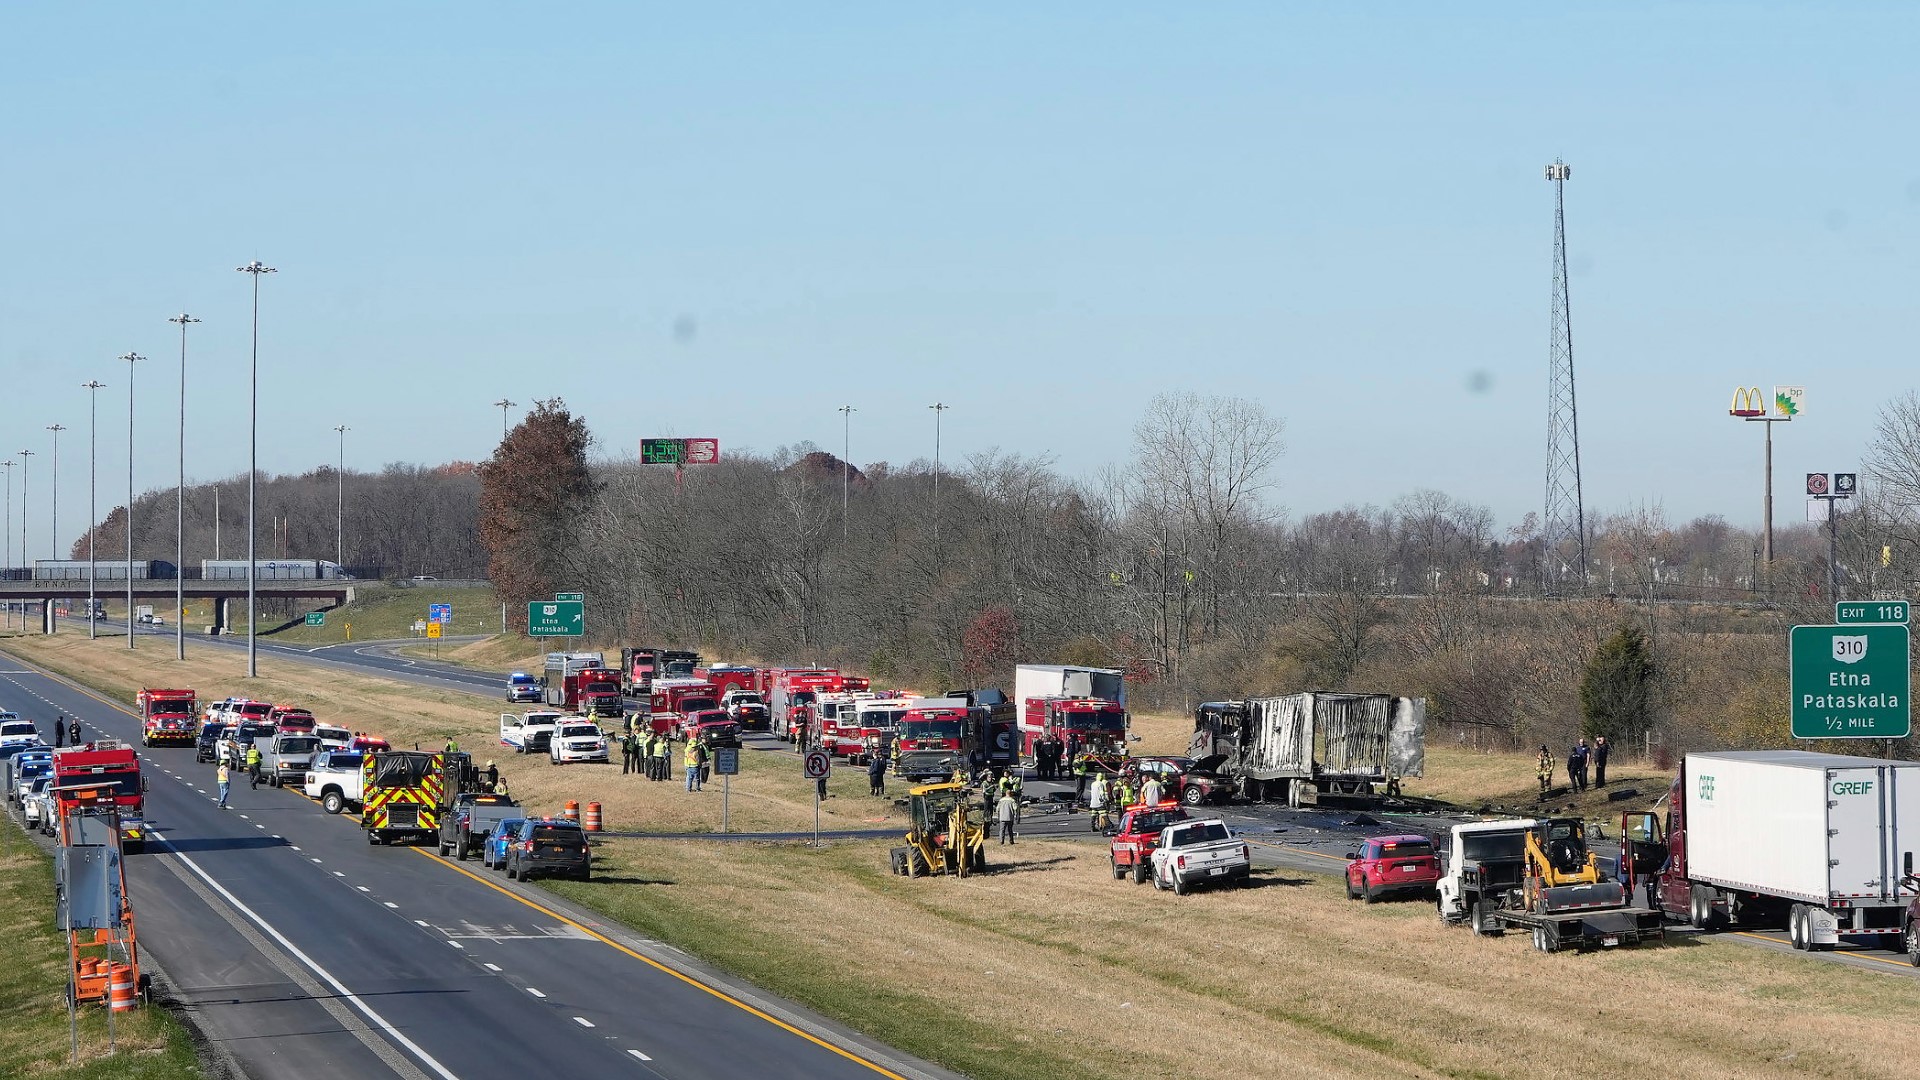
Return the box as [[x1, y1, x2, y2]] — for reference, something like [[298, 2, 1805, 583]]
[[1436, 898, 1452, 926], [1906, 921, 1920, 967], [1689, 884, 1722, 930], [1132, 860, 1148, 884], [1471, 900, 1503, 937], [457, 841, 470, 861], [1788, 904, 1807, 950], [322, 792, 345, 815], [507, 863, 519, 881], [1110, 856, 1125, 880], [888, 847, 909, 876], [907, 848, 928, 878], [1172, 871, 1188, 896]]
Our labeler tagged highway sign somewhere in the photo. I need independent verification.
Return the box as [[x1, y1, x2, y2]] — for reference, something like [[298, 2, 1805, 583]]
[[304, 612, 325, 626], [426, 621, 442, 640], [713, 747, 740, 776], [527, 600, 584, 637], [429, 603, 452, 623], [555, 592, 584, 602], [641, 438, 685, 464], [803, 751, 830, 779], [1790, 624, 1911, 739], [1837, 600, 1909, 625]]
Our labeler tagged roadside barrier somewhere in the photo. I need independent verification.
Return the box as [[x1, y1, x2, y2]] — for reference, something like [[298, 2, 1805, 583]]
[[107, 963, 137, 1011], [562, 799, 580, 823], [584, 801, 602, 832]]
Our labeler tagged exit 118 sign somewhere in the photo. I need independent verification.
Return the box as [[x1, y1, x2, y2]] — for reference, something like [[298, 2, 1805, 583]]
[[1790, 623, 1911, 739], [1837, 600, 1910, 625]]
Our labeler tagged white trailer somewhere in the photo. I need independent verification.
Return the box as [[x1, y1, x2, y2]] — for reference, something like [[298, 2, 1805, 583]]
[[1621, 750, 1920, 951], [1189, 693, 1425, 806]]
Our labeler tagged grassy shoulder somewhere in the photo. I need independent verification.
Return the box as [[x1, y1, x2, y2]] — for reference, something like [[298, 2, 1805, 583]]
[[0, 840, 202, 1079], [264, 583, 502, 645], [394, 634, 546, 673]]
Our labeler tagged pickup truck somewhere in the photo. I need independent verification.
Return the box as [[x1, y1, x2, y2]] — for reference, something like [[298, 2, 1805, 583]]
[[499, 710, 562, 755], [1108, 804, 1190, 884], [1150, 819, 1252, 894], [439, 792, 521, 860], [265, 733, 323, 787], [304, 751, 367, 814]]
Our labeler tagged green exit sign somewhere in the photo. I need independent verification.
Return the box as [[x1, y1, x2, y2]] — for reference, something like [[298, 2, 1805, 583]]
[[527, 600, 584, 637], [304, 612, 325, 626], [1790, 623, 1911, 739], [1837, 600, 1910, 625]]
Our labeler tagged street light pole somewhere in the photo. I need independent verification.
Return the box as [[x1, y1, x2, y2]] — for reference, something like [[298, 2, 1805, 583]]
[[494, 399, 515, 440], [170, 314, 198, 660], [83, 382, 103, 639], [17, 449, 31, 633], [120, 352, 142, 650], [46, 425, 64, 564], [838, 405, 855, 540], [237, 262, 275, 677], [333, 425, 347, 570], [1, 461, 11, 631], [928, 403, 948, 556]]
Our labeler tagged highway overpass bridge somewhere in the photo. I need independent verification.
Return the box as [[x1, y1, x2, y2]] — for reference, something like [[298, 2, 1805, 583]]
[[0, 577, 351, 634]]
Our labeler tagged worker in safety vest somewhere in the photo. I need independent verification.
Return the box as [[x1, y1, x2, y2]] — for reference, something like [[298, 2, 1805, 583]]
[[684, 739, 704, 792], [245, 743, 263, 788], [445, 737, 459, 754]]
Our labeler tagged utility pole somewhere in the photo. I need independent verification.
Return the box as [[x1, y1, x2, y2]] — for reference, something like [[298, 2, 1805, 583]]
[[120, 353, 142, 650], [170, 315, 198, 660], [929, 402, 948, 559], [333, 425, 348, 571], [237, 261, 275, 677], [494, 399, 515, 440], [837, 405, 855, 540], [46, 425, 65, 566], [1542, 159, 1588, 592], [83, 381, 103, 639], [2, 460, 11, 631]]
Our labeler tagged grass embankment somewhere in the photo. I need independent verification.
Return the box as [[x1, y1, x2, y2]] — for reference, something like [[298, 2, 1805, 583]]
[[20, 634, 1919, 1078], [0, 839, 202, 1079], [394, 633, 545, 673], [265, 583, 502, 645]]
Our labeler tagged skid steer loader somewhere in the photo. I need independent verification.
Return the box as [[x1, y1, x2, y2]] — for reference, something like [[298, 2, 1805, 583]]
[[889, 780, 987, 878]]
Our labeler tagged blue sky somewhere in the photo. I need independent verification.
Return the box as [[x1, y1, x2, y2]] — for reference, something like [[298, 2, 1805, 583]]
[[2, 3, 1916, 560]]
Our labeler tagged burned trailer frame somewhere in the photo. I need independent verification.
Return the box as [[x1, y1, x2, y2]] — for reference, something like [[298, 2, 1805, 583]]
[[1190, 692, 1425, 807]]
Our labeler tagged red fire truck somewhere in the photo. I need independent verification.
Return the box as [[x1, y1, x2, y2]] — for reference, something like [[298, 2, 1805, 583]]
[[648, 678, 721, 735], [892, 700, 975, 780], [577, 668, 625, 719], [53, 740, 146, 853], [137, 688, 197, 747], [619, 648, 702, 696], [1024, 697, 1130, 770], [697, 664, 758, 698]]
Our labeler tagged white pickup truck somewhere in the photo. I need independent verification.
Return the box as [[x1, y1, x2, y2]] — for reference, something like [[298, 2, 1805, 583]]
[[304, 750, 367, 815], [1149, 818, 1252, 895], [500, 710, 562, 755]]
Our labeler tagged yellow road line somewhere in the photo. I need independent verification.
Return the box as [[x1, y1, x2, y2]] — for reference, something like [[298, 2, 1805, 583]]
[[415, 849, 911, 1079], [1730, 930, 1915, 968]]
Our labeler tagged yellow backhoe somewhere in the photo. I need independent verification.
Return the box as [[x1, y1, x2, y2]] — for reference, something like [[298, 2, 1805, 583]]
[[889, 780, 987, 878]]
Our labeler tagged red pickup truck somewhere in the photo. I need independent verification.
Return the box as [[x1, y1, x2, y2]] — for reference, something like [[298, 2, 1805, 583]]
[[1108, 803, 1189, 884]]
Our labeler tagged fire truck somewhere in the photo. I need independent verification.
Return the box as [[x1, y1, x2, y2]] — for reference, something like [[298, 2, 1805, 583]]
[[619, 647, 702, 696], [361, 749, 445, 846], [648, 678, 721, 735], [1024, 697, 1130, 771], [697, 664, 758, 698], [893, 699, 977, 780], [543, 651, 607, 709], [136, 688, 197, 747], [576, 668, 625, 720], [841, 696, 912, 764], [53, 740, 146, 853]]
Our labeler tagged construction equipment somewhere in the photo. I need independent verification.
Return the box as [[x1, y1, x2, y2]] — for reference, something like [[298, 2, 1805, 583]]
[[889, 780, 987, 878], [54, 791, 148, 1010], [1524, 817, 1626, 914]]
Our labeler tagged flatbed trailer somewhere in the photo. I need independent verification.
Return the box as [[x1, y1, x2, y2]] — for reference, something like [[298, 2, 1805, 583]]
[[1488, 899, 1666, 953]]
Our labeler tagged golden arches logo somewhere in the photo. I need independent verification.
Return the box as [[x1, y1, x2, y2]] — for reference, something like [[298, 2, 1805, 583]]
[[1729, 387, 1766, 417]]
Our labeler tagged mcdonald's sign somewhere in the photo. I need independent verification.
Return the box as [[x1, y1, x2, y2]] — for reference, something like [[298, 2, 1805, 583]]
[[1729, 386, 1766, 417]]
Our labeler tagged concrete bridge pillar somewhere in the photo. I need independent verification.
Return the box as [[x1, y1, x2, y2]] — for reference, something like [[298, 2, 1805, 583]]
[[212, 597, 230, 635], [40, 602, 53, 635]]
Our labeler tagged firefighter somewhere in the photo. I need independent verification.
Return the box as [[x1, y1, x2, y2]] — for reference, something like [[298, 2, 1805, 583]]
[[1088, 772, 1110, 831], [1536, 745, 1554, 796], [445, 736, 459, 754], [1073, 755, 1090, 802], [484, 761, 499, 791]]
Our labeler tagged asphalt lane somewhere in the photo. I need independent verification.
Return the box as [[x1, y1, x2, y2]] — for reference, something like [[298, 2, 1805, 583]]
[[0, 654, 961, 1080]]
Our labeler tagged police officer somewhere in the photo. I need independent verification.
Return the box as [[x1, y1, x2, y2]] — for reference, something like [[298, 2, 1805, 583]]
[[621, 730, 637, 775], [54, 715, 65, 747]]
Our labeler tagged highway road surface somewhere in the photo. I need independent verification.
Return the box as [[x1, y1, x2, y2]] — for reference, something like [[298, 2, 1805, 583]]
[[0, 651, 962, 1080]]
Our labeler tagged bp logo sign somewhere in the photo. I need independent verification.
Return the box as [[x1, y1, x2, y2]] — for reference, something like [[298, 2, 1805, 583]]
[[1698, 775, 1715, 801]]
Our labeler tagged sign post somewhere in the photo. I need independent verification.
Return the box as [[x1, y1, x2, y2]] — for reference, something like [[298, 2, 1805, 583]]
[[803, 750, 830, 845], [1790, 623, 1911, 739], [714, 746, 740, 833]]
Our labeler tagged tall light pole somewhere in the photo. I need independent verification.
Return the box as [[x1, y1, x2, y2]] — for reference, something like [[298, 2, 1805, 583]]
[[2, 460, 11, 630], [494, 399, 515, 440], [120, 352, 142, 650], [837, 405, 855, 540], [17, 449, 30, 632], [928, 402, 948, 556], [237, 261, 275, 677], [46, 424, 65, 560], [83, 381, 104, 638], [1729, 385, 1794, 596], [333, 425, 348, 569], [170, 314, 198, 660]]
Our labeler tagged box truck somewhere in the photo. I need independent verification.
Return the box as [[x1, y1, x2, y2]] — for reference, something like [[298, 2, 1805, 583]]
[[1188, 693, 1425, 806], [1619, 750, 1920, 951]]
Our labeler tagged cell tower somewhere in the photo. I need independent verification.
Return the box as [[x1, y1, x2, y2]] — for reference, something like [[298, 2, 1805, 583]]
[[1542, 158, 1588, 591]]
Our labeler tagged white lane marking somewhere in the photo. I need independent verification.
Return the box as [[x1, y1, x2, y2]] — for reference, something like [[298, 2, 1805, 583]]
[[149, 832, 464, 1080], [449, 941, 464, 949], [483, 963, 501, 971], [628, 1050, 653, 1062], [385, 902, 399, 908], [573, 1016, 593, 1028], [526, 988, 546, 998], [238, 814, 249, 819], [357, 886, 371, 892], [255, 824, 265, 829], [415, 920, 430, 927], [333, 871, 346, 877]]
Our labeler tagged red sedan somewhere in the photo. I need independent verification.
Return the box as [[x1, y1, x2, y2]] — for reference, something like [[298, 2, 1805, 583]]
[[1345, 834, 1440, 902]]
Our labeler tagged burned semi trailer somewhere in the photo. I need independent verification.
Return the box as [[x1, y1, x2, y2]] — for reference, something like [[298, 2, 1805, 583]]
[[1189, 692, 1425, 807]]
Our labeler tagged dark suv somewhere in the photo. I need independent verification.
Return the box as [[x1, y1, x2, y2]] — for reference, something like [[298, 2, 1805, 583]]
[[504, 819, 592, 882], [195, 723, 229, 764]]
